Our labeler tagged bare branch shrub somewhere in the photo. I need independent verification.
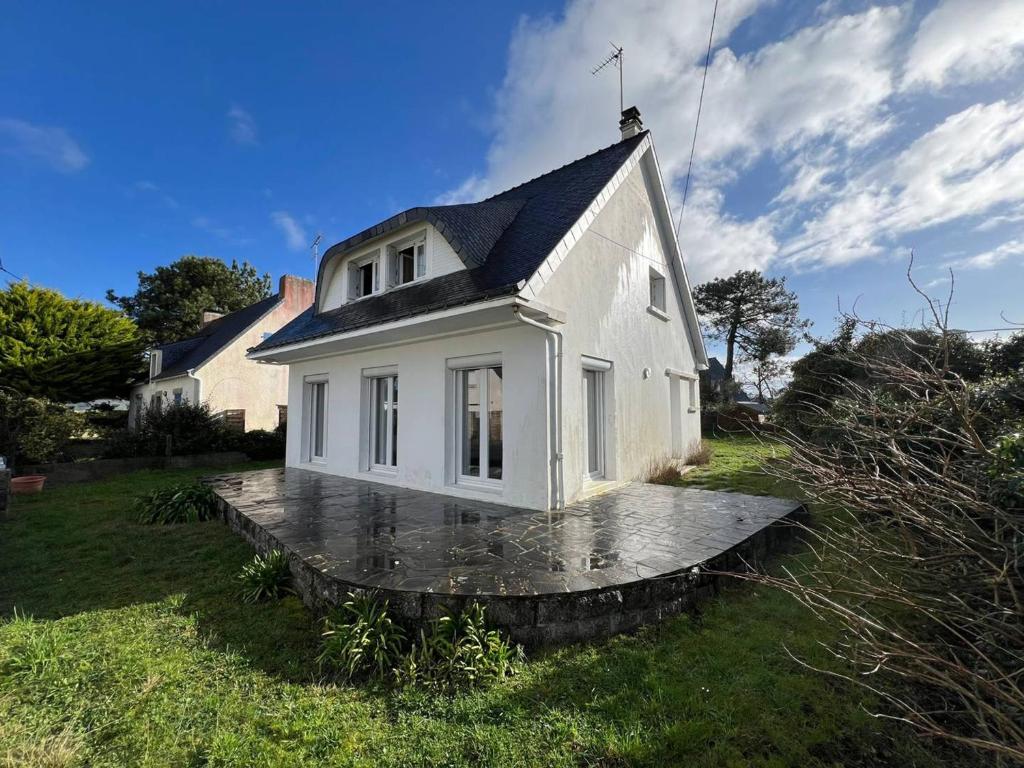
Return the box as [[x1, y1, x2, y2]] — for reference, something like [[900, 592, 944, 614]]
[[750, 270, 1024, 763], [684, 439, 714, 466]]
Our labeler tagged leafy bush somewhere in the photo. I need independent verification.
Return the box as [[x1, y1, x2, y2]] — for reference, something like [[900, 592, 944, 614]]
[[135, 482, 219, 524], [0, 391, 86, 467], [230, 426, 285, 460], [237, 549, 293, 603], [317, 593, 523, 688], [398, 603, 523, 689], [318, 593, 406, 682], [106, 401, 233, 458]]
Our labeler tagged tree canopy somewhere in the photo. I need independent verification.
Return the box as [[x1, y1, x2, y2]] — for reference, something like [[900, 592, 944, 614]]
[[693, 269, 809, 381], [106, 255, 271, 345], [0, 281, 145, 402]]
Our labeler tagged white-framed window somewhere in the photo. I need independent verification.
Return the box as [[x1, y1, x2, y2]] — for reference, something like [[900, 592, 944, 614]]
[[365, 371, 398, 471], [172, 388, 183, 406], [448, 355, 503, 487], [387, 233, 427, 288], [582, 356, 611, 480], [347, 249, 381, 301], [649, 267, 667, 315], [303, 375, 328, 463], [149, 349, 162, 378]]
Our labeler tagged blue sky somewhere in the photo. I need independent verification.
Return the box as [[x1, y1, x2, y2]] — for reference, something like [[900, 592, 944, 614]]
[[2, 1, 1023, 373]]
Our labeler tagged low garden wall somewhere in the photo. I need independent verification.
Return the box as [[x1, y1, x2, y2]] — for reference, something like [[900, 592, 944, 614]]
[[20, 452, 250, 487]]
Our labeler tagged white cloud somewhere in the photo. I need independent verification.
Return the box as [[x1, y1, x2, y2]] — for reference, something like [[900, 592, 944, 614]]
[[0, 118, 89, 172], [903, 0, 1024, 89], [947, 239, 1024, 270], [271, 210, 307, 251], [192, 215, 250, 245], [440, 2, 906, 280], [133, 180, 179, 209], [783, 98, 1024, 266], [227, 104, 258, 146]]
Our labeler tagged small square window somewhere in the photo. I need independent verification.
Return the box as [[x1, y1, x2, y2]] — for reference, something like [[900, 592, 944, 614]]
[[649, 268, 666, 313]]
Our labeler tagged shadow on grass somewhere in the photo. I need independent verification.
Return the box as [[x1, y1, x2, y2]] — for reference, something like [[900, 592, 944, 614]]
[[0, 462, 322, 682]]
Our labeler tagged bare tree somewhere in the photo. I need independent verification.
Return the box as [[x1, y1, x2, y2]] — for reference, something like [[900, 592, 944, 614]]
[[737, 268, 1024, 763]]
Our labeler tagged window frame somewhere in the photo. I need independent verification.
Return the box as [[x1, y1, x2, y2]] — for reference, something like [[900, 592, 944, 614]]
[[303, 374, 329, 464], [347, 249, 381, 301], [149, 349, 162, 379], [447, 354, 503, 491], [581, 356, 612, 481], [387, 230, 428, 289], [648, 267, 669, 320], [365, 371, 399, 473]]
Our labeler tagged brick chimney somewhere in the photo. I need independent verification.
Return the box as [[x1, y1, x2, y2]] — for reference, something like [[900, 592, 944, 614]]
[[200, 310, 224, 328], [619, 106, 643, 139], [278, 274, 315, 313]]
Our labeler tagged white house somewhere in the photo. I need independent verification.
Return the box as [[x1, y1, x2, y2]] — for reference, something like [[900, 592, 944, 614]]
[[250, 109, 708, 510], [129, 275, 313, 432]]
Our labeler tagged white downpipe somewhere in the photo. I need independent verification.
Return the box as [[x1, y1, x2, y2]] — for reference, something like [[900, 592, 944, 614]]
[[186, 369, 202, 404], [512, 306, 564, 509]]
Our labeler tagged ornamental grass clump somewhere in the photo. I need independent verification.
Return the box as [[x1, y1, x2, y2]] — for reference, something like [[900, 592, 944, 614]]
[[134, 483, 218, 524], [237, 549, 293, 603], [317, 593, 523, 688], [318, 592, 406, 682]]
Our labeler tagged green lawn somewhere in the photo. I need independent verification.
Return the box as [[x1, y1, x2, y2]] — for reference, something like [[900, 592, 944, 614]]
[[0, 443, 960, 767]]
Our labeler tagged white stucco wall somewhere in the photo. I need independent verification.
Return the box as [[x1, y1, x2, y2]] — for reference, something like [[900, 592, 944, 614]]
[[319, 223, 466, 312], [284, 324, 550, 509], [129, 277, 313, 433], [536, 153, 702, 505]]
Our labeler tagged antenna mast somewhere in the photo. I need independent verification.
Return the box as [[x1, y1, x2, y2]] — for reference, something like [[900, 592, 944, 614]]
[[310, 233, 323, 281], [591, 43, 624, 114]]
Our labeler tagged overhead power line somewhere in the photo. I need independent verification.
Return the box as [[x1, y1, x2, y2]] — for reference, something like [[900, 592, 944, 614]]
[[674, 0, 719, 242]]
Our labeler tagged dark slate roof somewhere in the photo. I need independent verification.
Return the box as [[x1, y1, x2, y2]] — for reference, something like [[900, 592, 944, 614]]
[[254, 131, 648, 352], [152, 293, 282, 380]]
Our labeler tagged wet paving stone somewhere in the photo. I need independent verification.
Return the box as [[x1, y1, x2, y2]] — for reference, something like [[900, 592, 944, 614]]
[[208, 468, 804, 646]]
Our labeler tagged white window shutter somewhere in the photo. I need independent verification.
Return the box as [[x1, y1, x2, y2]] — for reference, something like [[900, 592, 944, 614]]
[[415, 243, 426, 278], [347, 263, 360, 300], [385, 247, 398, 289]]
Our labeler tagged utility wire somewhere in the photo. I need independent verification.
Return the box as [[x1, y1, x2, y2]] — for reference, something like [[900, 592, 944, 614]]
[[0, 257, 23, 281], [674, 0, 719, 242]]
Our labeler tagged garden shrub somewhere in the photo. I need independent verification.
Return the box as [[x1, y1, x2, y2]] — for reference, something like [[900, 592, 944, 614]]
[[230, 426, 285, 460], [135, 482, 219, 524], [397, 603, 524, 689], [237, 550, 293, 603], [317, 593, 522, 688], [0, 391, 86, 467], [105, 401, 232, 458], [318, 593, 406, 682]]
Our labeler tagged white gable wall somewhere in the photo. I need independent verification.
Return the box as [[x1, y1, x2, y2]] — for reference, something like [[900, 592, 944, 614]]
[[536, 151, 702, 504], [319, 223, 466, 313]]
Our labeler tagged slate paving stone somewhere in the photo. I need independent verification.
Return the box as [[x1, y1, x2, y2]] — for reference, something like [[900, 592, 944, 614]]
[[209, 467, 800, 598], [208, 468, 802, 645]]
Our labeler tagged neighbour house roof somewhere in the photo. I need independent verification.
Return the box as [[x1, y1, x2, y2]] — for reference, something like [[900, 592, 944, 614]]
[[150, 293, 282, 381], [252, 131, 649, 353]]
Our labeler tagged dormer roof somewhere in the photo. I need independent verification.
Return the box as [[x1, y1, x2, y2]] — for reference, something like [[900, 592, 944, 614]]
[[253, 131, 648, 353]]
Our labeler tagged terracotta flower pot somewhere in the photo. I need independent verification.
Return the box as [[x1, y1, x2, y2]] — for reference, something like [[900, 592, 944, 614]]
[[11, 475, 46, 494]]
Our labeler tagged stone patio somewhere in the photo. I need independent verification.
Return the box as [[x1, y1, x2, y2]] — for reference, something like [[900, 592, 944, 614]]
[[208, 468, 803, 646]]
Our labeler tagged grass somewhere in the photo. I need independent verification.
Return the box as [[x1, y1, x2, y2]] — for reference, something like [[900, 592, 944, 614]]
[[0, 446, 968, 767]]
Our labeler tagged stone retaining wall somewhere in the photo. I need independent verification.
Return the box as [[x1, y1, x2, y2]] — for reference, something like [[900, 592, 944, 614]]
[[216, 492, 801, 648]]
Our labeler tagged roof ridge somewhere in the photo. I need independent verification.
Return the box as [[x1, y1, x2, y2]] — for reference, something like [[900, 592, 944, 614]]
[[478, 130, 648, 203]]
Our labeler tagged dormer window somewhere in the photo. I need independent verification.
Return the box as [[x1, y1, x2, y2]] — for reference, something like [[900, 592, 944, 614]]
[[149, 349, 162, 379], [338, 230, 429, 306], [387, 233, 426, 289], [347, 250, 381, 301]]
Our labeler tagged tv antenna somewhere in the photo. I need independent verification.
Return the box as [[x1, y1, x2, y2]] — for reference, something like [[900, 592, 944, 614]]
[[591, 43, 624, 114], [310, 233, 322, 280]]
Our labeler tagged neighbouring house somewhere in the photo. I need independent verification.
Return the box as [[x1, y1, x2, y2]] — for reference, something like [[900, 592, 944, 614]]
[[250, 108, 708, 511], [128, 275, 314, 432]]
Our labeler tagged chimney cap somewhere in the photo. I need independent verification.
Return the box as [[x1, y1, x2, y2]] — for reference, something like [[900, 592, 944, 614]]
[[619, 106, 643, 139]]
